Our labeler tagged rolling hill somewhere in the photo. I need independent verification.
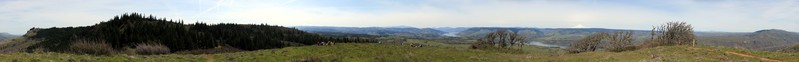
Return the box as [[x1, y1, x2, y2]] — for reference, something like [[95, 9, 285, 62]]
[[699, 29, 799, 51], [455, 27, 653, 46], [296, 26, 799, 52], [430, 27, 470, 37], [453, 27, 799, 51], [0, 32, 17, 42], [0, 13, 372, 53], [294, 26, 447, 38]]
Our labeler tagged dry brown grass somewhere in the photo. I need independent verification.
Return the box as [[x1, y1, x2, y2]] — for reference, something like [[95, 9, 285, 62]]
[[68, 39, 115, 55], [175, 45, 243, 54], [134, 43, 170, 55]]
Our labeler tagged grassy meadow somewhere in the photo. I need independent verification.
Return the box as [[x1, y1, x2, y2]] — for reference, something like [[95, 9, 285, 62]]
[[0, 40, 797, 62]]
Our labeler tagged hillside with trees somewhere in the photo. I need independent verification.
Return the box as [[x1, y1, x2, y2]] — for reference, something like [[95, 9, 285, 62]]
[[456, 27, 653, 46], [0, 13, 373, 54], [698, 29, 799, 51], [294, 26, 447, 38], [452, 27, 799, 52]]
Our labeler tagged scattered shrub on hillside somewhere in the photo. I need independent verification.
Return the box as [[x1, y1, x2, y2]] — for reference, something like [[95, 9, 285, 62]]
[[638, 39, 661, 48], [567, 32, 607, 53], [640, 22, 696, 48], [605, 31, 637, 52], [122, 47, 136, 55], [471, 39, 494, 49], [470, 30, 528, 49], [780, 44, 799, 53], [135, 43, 170, 55], [175, 44, 243, 54], [68, 39, 115, 55]]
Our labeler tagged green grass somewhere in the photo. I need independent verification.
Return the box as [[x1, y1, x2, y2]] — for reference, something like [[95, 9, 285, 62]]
[[545, 45, 799, 62], [0, 43, 535, 62], [0, 42, 797, 62]]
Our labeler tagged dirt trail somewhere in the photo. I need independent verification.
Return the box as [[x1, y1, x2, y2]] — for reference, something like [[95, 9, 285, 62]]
[[688, 47, 784, 62], [205, 54, 214, 62]]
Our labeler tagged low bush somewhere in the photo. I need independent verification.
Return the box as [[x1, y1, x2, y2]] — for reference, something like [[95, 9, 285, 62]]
[[605, 31, 637, 52], [780, 44, 799, 53], [638, 39, 662, 48], [641, 21, 696, 47], [135, 43, 170, 55], [69, 40, 115, 55], [470, 40, 494, 49], [567, 32, 607, 53], [175, 45, 243, 54]]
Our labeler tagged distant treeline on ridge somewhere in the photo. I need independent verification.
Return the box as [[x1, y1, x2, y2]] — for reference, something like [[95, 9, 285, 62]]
[[25, 13, 374, 52]]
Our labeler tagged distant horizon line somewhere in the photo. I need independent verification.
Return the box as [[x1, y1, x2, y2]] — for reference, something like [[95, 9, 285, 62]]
[[291, 25, 785, 33], [3, 25, 785, 35]]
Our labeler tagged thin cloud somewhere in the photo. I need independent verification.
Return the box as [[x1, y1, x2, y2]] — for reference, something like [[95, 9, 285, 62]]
[[280, 0, 298, 6], [0, 0, 798, 34], [193, 0, 227, 18]]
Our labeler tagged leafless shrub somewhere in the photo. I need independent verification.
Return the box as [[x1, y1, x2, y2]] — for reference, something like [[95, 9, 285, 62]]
[[135, 43, 170, 55], [471, 30, 527, 49], [69, 39, 115, 55], [641, 22, 696, 48], [175, 45, 243, 54], [471, 38, 495, 49], [568, 32, 607, 53], [639, 39, 661, 48], [605, 31, 637, 52]]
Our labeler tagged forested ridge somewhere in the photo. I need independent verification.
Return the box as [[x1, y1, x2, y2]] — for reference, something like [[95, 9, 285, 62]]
[[23, 13, 373, 52]]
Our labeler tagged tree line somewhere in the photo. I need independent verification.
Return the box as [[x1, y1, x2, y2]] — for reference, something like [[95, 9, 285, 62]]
[[26, 13, 374, 53], [568, 22, 696, 53]]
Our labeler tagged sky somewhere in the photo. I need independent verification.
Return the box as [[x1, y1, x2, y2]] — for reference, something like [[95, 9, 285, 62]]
[[1, 0, 798, 34]]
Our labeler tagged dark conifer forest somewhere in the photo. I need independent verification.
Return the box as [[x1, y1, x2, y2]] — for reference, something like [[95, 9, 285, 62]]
[[25, 13, 374, 52]]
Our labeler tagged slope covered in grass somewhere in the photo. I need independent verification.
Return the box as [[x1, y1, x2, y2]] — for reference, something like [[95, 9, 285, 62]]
[[0, 43, 796, 62], [0, 43, 538, 62], [549, 45, 798, 62]]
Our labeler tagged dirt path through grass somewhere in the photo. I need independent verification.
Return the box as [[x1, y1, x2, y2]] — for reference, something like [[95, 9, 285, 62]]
[[688, 47, 784, 62], [204, 54, 214, 62]]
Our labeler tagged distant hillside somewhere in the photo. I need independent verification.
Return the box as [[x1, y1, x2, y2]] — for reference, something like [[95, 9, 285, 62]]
[[699, 29, 799, 51], [430, 27, 470, 37], [296, 26, 799, 52], [456, 27, 652, 46], [294, 26, 447, 38], [430, 27, 470, 33], [783, 44, 799, 52], [454, 27, 799, 51], [0, 32, 18, 41], [0, 13, 372, 53]]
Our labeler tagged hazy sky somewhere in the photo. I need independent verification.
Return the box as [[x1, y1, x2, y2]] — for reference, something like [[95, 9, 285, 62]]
[[1, 0, 798, 34]]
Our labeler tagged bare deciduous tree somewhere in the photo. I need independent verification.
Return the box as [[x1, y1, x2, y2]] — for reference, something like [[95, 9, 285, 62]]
[[471, 30, 528, 49], [641, 21, 696, 47], [568, 32, 607, 53], [605, 31, 635, 52]]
